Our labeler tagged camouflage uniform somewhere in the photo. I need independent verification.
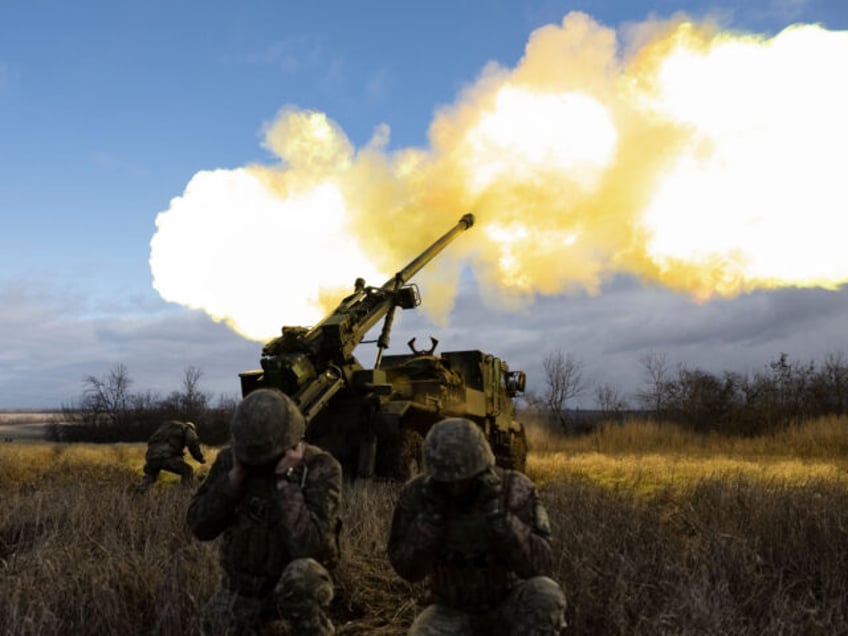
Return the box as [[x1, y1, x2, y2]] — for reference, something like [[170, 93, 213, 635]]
[[187, 389, 342, 636], [137, 420, 205, 493], [388, 418, 566, 636]]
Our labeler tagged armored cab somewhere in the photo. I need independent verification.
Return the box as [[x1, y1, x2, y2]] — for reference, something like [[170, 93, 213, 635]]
[[302, 342, 527, 480], [379, 346, 527, 476]]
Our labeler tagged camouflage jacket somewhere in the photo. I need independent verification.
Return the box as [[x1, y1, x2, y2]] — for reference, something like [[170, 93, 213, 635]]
[[388, 467, 554, 609], [145, 420, 204, 462], [186, 443, 342, 597]]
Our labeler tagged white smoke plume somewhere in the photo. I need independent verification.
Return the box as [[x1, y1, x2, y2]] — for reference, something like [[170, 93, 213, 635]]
[[150, 12, 848, 341]]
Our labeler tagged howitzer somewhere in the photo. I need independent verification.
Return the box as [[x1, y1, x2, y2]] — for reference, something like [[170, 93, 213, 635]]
[[239, 213, 475, 423], [239, 212, 528, 480]]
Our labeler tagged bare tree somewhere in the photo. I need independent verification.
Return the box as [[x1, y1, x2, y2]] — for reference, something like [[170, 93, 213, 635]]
[[161, 366, 211, 422], [181, 365, 209, 417], [80, 363, 133, 428], [768, 352, 816, 424], [543, 349, 585, 432], [636, 351, 670, 417], [822, 352, 848, 414], [595, 382, 628, 421]]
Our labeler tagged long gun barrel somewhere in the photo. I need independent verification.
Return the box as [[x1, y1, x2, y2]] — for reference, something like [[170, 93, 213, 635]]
[[381, 213, 475, 291], [308, 213, 474, 349], [372, 213, 474, 367], [249, 213, 475, 422]]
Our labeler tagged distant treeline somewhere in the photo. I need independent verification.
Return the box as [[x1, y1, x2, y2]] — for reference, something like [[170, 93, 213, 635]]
[[527, 351, 848, 437], [52, 350, 848, 445], [631, 352, 848, 436], [47, 365, 236, 445]]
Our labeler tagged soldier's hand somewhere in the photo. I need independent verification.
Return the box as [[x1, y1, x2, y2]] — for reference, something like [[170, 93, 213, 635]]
[[421, 476, 448, 524], [476, 469, 509, 540], [228, 454, 248, 490], [275, 441, 305, 486], [476, 468, 503, 512]]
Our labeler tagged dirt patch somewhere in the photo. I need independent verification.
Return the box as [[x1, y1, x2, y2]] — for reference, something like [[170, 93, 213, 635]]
[[0, 412, 58, 442]]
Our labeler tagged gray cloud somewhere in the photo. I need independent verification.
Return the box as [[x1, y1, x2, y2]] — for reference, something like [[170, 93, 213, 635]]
[[0, 280, 257, 408], [3, 272, 847, 411], [379, 274, 848, 407]]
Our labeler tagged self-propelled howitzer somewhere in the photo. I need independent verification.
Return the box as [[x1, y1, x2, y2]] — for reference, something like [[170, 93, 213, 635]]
[[239, 213, 474, 422], [239, 212, 528, 479]]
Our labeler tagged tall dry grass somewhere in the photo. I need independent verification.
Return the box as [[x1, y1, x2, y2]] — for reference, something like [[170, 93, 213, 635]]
[[526, 414, 848, 460], [2, 418, 848, 634]]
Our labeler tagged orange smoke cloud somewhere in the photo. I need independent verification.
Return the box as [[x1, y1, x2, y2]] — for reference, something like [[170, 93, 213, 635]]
[[150, 12, 848, 341]]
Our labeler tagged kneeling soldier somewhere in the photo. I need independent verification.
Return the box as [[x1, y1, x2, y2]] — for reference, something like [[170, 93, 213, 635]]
[[137, 420, 205, 493], [388, 417, 566, 635], [187, 388, 342, 635]]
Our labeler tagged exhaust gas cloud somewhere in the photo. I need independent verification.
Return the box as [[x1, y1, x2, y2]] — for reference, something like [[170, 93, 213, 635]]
[[150, 12, 848, 341]]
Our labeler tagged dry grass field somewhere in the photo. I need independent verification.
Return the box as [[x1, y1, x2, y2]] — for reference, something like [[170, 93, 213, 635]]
[[3, 417, 848, 634]]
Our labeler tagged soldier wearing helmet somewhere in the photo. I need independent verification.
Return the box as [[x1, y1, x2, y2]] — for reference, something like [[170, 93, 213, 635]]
[[187, 388, 342, 635], [388, 417, 566, 635], [136, 420, 205, 493]]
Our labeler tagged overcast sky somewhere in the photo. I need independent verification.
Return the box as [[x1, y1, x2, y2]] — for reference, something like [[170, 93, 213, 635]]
[[2, 0, 847, 409]]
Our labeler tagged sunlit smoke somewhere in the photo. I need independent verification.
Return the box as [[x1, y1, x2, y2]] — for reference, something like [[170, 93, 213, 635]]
[[150, 167, 383, 340], [636, 23, 848, 297], [150, 11, 848, 341], [461, 86, 617, 193]]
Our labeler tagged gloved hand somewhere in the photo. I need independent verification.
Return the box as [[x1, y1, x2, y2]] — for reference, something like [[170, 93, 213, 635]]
[[476, 469, 509, 541], [420, 476, 449, 525], [276, 442, 306, 489], [228, 453, 248, 491]]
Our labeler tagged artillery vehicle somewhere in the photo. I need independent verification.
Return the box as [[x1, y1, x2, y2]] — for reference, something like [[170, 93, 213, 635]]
[[239, 214, 527, 479]]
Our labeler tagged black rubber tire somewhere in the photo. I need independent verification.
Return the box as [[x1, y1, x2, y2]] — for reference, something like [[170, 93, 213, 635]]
[[509, 425, 528, 473]]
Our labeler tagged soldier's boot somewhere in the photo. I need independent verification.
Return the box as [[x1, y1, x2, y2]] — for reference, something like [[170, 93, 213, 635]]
[[178, 462, 195, 486], [135, 473, 156, 494], [276, 558, 335, 636], [503, 576, 567, 636], [286, 609, 335, 636]]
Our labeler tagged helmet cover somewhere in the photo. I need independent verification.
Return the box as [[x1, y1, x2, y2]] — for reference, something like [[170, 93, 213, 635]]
[[423, 417, 495, 482], [230, 389, 305, 465]]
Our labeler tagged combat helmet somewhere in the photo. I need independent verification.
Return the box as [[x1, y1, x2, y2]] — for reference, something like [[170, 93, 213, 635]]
[[423, 417, 495, 482], [230, 388, 305, 466]]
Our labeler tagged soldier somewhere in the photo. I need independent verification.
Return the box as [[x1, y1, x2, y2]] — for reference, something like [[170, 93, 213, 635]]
[[136, 419, 205, 493], [388, 417, 567, 635], [187, 388, 342, 636]]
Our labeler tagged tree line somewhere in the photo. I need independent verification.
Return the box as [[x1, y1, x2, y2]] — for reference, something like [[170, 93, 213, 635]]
[[54, 348, 848, 445], [529, 349, 848, 436], [47, 364, 236, 445]]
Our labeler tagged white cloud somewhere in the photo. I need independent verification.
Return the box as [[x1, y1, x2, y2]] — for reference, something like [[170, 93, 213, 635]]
[[766, 0, 812, 22], [246, 34, 327, 73], [90, 150, 148, 178], [364, 67, 390, 103]]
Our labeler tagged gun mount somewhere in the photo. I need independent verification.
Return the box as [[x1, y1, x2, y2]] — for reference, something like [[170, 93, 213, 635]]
[[239, 213, 528, 479]]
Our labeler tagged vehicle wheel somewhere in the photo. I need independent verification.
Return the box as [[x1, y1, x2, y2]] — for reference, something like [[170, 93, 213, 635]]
[[509, 425, 528, 473]]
